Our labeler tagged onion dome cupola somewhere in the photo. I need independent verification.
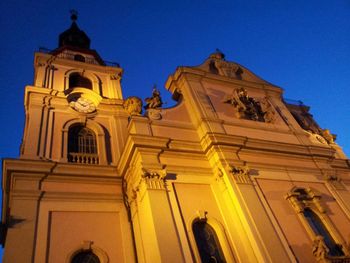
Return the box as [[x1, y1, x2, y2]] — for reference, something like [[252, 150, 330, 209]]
[[58, 10, 91, 49]]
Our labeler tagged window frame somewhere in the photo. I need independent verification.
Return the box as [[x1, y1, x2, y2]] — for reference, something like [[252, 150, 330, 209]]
[[285, 187, 349, 259]]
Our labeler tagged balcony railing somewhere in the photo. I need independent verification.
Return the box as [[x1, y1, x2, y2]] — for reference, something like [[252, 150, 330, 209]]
[[68, 152, 99, 164], [38, 47, 120, 67]]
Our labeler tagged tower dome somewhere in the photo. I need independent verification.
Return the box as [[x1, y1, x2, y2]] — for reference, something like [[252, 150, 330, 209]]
[[58, 11, 91, 49]]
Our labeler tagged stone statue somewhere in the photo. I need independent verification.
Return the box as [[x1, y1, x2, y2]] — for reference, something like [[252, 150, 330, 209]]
[[123, 96, 142, 116], [312, 235, 329, 260], [144, 86, 163, 109]]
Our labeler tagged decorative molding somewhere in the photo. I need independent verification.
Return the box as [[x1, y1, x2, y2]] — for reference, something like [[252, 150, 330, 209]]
[[228, 164, 252, 184], [312, 235, 329, 262], [141, 168, 167, 190], [146, 108, 162, 120], [110, 73, 121, 80], [196, 210, 208, 221], [325, 174, 346, 190], [285, 187, 325, 214]]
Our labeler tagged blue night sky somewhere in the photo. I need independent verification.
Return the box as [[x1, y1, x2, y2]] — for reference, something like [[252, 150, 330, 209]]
[[0, 0, 349, 258]]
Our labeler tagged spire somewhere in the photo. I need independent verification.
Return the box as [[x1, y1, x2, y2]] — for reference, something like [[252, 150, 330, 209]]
[[58, 10, 91, 49]]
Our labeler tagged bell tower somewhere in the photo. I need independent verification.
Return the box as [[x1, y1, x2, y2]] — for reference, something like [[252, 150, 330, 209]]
[[20, 11, 125, 165], [1, 13, 135, 263]]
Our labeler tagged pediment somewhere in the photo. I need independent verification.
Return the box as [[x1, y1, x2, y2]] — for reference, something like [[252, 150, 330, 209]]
[[192, 51, 271, 84]]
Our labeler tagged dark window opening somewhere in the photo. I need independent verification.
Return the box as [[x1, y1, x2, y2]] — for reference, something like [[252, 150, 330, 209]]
[[71, 251, 100, 263], [193, 220, 226, 263], [303, 208, 344, 257], [69, 73, 92, 89], [74, 54, 86, 62], [68, 125, 99, 164]]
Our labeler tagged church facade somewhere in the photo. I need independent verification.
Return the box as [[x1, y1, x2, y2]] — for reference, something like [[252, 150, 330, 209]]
[[2, 17, 350, 263]]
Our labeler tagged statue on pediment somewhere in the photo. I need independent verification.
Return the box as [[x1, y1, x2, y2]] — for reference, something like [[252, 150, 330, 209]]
[[144, 86, 163, 109], [208, 49, 243, 79]]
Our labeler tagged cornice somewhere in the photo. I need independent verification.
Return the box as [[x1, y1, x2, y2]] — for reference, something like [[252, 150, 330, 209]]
[[117, 134, 170, 174], [35, 52, 122, 74], [37, 191, 123, 202], [2, 159, 119, 179], [166, 66, 283, 95], [201, 132, 335, 159]]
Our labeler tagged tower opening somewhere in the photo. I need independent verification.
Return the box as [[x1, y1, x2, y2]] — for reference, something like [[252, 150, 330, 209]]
[[68, 124, 99, 164], [69, 73, 92, 89]]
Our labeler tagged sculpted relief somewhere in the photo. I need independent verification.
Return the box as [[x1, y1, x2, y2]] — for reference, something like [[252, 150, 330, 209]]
[[224, 87, 275, 123], [290, 110, 337, 145]]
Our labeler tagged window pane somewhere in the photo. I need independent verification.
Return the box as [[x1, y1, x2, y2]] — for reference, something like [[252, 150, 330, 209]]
[[303, 209, 344, 256], [68, 125, 98, 162], [193, 220, 226, 263]]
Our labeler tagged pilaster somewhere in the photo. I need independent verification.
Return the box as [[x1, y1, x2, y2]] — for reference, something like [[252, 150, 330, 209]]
[[208, 145, 294, 262], [124, 148, 185, 263]]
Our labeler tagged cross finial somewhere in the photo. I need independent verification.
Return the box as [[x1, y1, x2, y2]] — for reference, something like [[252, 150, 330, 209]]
[[70, 10, 78, 22]]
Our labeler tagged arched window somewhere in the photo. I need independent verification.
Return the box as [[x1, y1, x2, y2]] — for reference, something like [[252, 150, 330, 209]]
[[69, 73, 92, 89], [286, 187, 348, 259], [71, 251, 100, 263], [192, 220, 226, 263], [303, 208, 344, 257], [68, 125, 99, 164]]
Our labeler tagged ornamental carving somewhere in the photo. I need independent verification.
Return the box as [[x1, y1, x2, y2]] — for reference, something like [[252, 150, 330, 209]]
[[305, 129, 336, 146], [312, 235, 329, 261], [228, 164, 251, 184], [123, 96, 142, 116], [141, 168, 167, 190], [285, 187, 325, 213], [213, 60, 243, 79], [320, 129, 336, 144], [224, 87, 273, 122], [209, 50, 243, 79], [146, 108, 162, 120]]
